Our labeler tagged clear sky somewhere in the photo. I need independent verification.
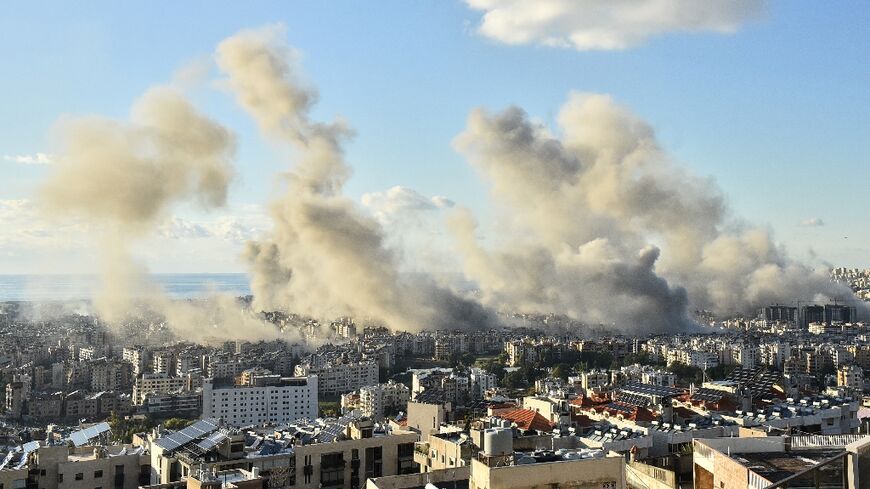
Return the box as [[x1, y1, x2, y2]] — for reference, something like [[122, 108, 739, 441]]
[[1, 1, 868, 274]]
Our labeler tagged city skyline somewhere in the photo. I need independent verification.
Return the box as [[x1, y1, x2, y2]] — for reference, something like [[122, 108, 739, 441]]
[[1, 1, 869, 276]]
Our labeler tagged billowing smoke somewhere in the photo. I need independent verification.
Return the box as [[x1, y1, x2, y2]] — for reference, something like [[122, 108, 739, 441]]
[[38, 86, 284, 343], [41, 87, 234, 226], [33, 26, 863, 336], [215, 25, 493, 331], [451, 92, 864, 326]]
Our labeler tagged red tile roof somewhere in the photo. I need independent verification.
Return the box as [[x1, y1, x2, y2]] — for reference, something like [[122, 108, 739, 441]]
[[496, 408, 555, 432]]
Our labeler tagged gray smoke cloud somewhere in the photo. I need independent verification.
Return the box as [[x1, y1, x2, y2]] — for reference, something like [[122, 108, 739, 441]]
[[37, 86, 285, 343], [216, 25, 493, 331], [451, 92, 864, 327]]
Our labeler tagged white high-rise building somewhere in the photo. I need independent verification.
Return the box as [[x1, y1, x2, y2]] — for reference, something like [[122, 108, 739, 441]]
[[202, 375, 318, 427]]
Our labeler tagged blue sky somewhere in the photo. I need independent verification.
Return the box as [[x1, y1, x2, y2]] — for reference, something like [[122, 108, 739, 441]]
[[1, 1, 868, 273]]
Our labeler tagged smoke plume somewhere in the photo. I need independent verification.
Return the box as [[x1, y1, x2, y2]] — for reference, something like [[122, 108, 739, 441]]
[[451, 92, 863, 326], [38, 86, 284, 342], [216, 25, 493, 331]]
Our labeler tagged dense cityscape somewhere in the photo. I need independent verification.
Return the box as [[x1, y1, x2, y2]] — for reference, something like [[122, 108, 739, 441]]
[[0, 268, 868, 489], [4, 2, 870, 489]]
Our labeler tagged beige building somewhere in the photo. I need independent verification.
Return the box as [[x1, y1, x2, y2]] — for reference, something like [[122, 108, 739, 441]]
[[0, 443, 148, 489], [406, 402, 445, 437], [838, 365, 865, 391], [413, 431, 473, 472], [693, 435, 870, 489], [581, 370, 610, 391], [469, 453, 626, 489], [133, 373, 188, 405], [147, 418, 419, 489]]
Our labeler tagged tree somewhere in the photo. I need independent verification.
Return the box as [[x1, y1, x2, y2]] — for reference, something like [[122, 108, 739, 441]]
[[163, 418, 193, 430], [552, 363, 570, 381], [501, 371, 525, 389], [485, 361, 506, 382]]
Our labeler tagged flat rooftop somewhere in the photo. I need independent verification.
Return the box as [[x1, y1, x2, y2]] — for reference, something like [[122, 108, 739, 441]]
[[731, 449, 845, 484]]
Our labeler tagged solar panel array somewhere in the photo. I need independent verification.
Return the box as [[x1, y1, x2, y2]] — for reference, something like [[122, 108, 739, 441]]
[[69, 422, 111, 447], [615, 392, 652, 408], [620, 383, 683, 398], [604, 402, 634, 414], [691, 388, 725, 403], [258, 439, 289, 456], [315, 413, 357, 443], [154, 418, 220, 452], [0, 450, 15, 470], [724, 368, 779, 397], [14, 442, 40, 469], [195, 431, 228, 452]]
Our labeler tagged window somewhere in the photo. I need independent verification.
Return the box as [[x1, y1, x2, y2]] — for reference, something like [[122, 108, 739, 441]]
[[320, 452, 345, 487], [58, 474, 63, 483], [76, 473, 84, 481], [365, 447, 383, 478], [94, 470, 103, 479]]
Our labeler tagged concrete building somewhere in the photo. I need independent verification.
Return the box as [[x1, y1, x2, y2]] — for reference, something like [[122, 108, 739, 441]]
[[406, 402, 445, 436], [147, 416, 418, 489], [201, 376, 318, 427], [838, 365, 864, 392], [360, 381, 410, 421], [295, 362, 378, 396], [693, 435, 870, 489], [133, 373, 188, 405], [5, 381, 25, 418], [581, 370, 610, 391], [413, 431, 473, 472], [761, 305, 799, 324], [469, 368, 497, 400], [640, 370, 677, 387], [122, 347, 148, 376], [142, 391, 201, 416], [469, 449, 626, 489], [0, 442, 148, 489]]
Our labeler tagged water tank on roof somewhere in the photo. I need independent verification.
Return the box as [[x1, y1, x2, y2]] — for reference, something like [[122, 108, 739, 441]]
[[482, 428, 513, 457]]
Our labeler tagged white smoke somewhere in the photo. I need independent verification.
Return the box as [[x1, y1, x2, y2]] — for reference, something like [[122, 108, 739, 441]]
[[216, 25, 493, 331], [37, 85, 286, 343]]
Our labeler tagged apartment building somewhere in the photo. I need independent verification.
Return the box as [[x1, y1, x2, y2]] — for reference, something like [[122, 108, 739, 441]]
[[122, 347, 148, 376], [295, 362, 378, 396], [133, 373, 188, 405], [147, 416, 418, 489], [0, 442, 148, 489], [359, 381, 410, 420], [201, 376, 318, 427]]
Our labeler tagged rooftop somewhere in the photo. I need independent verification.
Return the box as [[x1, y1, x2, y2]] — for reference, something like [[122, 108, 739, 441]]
[[731, 449, 845, 484]]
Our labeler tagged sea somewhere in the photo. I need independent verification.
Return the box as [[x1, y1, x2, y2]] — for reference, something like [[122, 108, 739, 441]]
[[0, 274, 251, 302]]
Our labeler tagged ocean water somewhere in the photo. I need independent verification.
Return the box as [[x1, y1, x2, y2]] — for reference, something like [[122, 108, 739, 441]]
[[0, 274, 251, 302]]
